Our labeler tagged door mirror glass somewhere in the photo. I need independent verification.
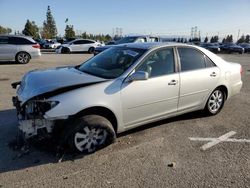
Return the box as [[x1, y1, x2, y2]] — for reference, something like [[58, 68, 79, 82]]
[[128, 71, 148, 82]]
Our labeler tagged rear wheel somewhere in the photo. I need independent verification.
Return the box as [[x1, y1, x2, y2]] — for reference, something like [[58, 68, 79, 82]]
[[204, 88, 225, 115], [88, 47, 95, 54], [16, 52, 30, 64], [64, 115, 116, 154]]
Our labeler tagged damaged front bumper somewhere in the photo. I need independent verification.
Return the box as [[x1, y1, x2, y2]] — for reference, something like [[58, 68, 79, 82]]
[[12, 96, 61, 139]]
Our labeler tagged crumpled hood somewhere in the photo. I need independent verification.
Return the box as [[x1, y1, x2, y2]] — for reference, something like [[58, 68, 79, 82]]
[[17, 66, 106, 103]]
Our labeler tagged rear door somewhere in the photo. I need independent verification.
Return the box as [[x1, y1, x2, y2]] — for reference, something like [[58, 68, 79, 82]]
[[177, 47, 220, 111], [80, 40, 95, 51], [0, 36, 17, 60], [71, 40, 84, 52]]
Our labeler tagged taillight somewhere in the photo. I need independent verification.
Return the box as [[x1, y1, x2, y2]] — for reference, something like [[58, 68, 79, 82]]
[[32, 43, 40, 49], [240, 66, 243, 76]]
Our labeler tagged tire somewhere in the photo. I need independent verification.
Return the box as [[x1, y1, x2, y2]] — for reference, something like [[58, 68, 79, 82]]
[[204, 88, 225, 115], [64, 115, 116, 154], [88, 47, 95, 54], [15, 52, 30, 64], [62, 47, 70, 54]]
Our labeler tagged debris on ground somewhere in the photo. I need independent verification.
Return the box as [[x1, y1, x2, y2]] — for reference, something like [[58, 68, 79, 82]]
[[167, 162, 176, 168]]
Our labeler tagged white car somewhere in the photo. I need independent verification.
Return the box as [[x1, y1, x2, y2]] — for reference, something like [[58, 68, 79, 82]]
[[12, 43, 242, 153], [56, 39, 102, 54], [0, 35, 41, 64], [43, 40, 61, 49]]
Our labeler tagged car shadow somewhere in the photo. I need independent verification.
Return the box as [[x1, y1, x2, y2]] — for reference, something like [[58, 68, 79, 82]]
[[0, 108, 207, 174], [0, 61, 20, 65], [118, 110, 208, 137]]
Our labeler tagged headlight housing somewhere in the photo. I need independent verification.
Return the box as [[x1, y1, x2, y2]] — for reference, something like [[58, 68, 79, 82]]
[[25, 100, 59, 117]]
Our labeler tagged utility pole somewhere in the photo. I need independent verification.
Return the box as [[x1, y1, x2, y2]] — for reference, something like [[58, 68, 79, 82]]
[[237, 29, 240, 40]]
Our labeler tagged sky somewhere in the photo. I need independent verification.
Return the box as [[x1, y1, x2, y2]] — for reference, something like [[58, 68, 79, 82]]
[[0, 0, 250, 40]]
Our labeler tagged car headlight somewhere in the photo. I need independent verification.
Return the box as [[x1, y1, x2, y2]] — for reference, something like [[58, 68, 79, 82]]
[[25, 100, 59, 115]]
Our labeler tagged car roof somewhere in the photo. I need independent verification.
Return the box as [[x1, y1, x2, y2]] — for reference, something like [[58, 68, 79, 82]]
[[0, 34, 33, 39], [116, 42, 191, 50]]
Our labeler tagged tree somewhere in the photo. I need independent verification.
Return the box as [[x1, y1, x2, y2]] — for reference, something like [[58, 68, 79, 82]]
[[245, 35, 250, 43], [225, 35, 233, 43], [222, 38, 226, 43], [0, 25, 12, 34], [65, 25, 75, 39], [42, 6, 57, 38], [204, 36, 208, 43], [22, 20, 39, 38], [237, 35, 245, 44]]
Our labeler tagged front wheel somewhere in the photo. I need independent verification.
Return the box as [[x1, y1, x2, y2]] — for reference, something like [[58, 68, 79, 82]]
[[88, 47, 95, 54], [64, 115, 116, 154], [61, 47, 70, 54], [204, 89, 225, 115], [16, 52, 30, 64]]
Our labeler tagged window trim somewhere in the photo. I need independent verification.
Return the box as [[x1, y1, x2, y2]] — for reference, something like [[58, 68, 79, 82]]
[[176, 46, 217, 73], [132, 47, 177, 79]]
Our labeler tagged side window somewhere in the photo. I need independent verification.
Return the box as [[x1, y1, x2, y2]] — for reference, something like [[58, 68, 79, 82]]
[[135, 38, 146, 43], [148, 37, 159, 42], [84, 40, 95, 44], [178, 48, 206, 71], [0, 37, 8, 44], [73, 40, 85, 44], [9, 37, 34, 45], [136, 48, 175, 78]]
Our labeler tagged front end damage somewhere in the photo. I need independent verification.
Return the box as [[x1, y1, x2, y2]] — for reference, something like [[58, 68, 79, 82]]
[[12, 96, 60, 139]]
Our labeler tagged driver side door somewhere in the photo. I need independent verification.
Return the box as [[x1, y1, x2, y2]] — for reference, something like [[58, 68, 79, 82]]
[[121, 48, 180, 129]]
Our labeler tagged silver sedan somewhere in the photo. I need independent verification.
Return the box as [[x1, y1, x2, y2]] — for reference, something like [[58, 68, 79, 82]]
[[12, 42, 242, 153]]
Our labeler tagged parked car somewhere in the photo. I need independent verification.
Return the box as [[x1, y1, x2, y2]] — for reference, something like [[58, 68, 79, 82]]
[[56, 39, 102, 54], [0, 35, 41, 64], [220, 43, 244, 54], [200, 43, 220, 53], [43, 40, 61, 49], [12, 43, 242, 154], [94, 35, 160, 55], [238, 43, 250, 53]]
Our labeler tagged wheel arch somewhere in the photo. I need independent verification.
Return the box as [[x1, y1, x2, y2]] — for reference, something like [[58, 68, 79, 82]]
[[71, 106, 118, 133], [216, 85, 228, 100], [15, 51, 31, 60]]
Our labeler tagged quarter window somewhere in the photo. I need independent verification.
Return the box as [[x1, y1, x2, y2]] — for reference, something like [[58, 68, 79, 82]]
[[136, 48, 175, 78], [178, 48, 206, 71]]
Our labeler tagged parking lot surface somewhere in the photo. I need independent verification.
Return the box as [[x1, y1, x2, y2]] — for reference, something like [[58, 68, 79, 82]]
[[0, 53, 250, 187]]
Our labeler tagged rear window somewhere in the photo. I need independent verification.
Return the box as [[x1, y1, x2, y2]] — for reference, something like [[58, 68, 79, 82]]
[[9, 37, 35, 45]]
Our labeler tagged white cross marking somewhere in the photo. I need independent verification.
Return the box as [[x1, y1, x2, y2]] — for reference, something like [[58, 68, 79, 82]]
[[189, 131, 250, 150]]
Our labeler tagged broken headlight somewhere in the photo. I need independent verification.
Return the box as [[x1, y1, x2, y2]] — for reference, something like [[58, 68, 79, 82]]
[[25, 100, 59, 117]]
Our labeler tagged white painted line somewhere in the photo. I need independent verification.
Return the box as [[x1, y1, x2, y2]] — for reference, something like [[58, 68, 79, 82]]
[[189, 131, 250, 150]]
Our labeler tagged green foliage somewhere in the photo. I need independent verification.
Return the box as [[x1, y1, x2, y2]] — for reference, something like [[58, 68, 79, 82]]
[[81, 32, 112, 42], [204, 36, 208, 43], [42, 6, 57, 39], [0, 25, 12, 34], [245, 35, 250, 43], [237, 35, 245, 44], [22, 20, 40, 39], [210, 36, 218, 43], [65, 25, 75, 39]]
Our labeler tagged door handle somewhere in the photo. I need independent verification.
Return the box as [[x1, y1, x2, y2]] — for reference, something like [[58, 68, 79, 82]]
[[168, 80, 178, 85], [210, 72, 217, 77]]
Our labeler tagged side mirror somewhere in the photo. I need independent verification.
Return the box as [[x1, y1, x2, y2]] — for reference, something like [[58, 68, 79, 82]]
[[127, 71, 149, 82]]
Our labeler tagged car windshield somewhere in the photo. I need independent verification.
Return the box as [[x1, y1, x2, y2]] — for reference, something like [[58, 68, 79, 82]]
[[116, 37, 138, 44], [78, 47, 146, 79]]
